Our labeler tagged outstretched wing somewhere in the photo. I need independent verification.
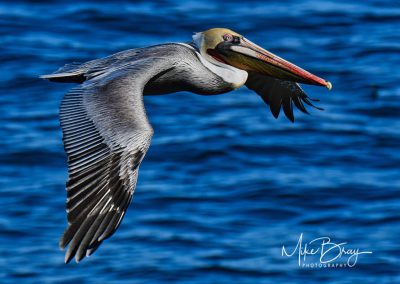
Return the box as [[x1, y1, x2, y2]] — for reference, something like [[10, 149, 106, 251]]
[[245, 72, 323, 122], [57, 60, 168, 263]]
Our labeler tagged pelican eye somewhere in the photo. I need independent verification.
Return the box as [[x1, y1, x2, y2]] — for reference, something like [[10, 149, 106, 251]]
[[223, 34, 233, 42]]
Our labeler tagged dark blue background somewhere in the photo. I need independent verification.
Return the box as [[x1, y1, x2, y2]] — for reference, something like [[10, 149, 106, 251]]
[[1, 0, 399, 283]]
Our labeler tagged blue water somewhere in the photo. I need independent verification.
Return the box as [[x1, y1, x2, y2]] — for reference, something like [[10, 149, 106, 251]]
[[1, 0, 399, 283]]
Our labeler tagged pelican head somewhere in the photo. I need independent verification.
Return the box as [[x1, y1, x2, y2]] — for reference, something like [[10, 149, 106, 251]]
[[193, 28, 332, 90]]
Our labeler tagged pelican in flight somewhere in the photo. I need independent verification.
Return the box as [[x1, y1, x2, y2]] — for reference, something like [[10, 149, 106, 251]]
[[42, 28, 332, 263]]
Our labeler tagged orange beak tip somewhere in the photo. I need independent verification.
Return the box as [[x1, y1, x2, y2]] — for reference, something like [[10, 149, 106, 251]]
[[326, 81, 332, 91]]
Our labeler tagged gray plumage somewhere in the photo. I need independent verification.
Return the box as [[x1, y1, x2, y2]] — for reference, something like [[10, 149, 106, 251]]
[[42, 43, 321, 263]]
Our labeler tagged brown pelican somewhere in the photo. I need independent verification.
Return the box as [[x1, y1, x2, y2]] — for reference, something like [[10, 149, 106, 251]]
[[41, 28, 332, 263]]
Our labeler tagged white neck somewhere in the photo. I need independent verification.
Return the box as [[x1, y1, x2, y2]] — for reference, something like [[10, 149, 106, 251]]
[[196, 53, 248, 88], [179, 39, 248, 89]]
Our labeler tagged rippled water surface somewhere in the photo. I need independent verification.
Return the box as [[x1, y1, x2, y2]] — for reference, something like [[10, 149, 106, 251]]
[[1, 0, 400, 283]]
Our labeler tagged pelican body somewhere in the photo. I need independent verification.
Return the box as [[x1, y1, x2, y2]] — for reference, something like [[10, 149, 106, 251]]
[[42, 28, 331, 263]]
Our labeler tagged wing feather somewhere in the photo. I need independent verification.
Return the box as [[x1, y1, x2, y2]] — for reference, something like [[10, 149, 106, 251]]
[[58, 58, 170, 263], [245, 72, 323, 122]]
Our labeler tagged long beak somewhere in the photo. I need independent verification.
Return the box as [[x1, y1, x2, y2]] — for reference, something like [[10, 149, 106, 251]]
[[214, 38, 332, 90]]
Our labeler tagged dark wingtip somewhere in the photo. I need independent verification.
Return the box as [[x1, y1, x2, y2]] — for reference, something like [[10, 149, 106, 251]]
[[64, 250, 74, 264], [282, 97, 294, 123], [75, 254, 84, 263], [59, 236, 67, 250], [64, 241, 80, 264], [270, 105, 280, 119], [284, 110, 294, 123], [303, 97, 324, 111], [86, 241, 102, 257]]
